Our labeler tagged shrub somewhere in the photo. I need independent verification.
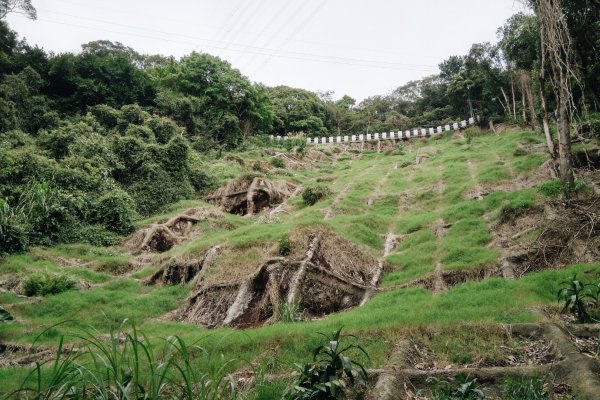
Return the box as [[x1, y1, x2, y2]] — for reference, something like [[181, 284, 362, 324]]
[[513, 148, 528, 157], [538, 179, 587, 197], [0, 199, 28, 253], [119, 104, 146, 126], [302, 184, 331, 206], [278, 235, 292, 256], [124, 124, 155, 143], [464, 126, 483, 138], [147, 116, 179, 144], [270, 157, 286, 169], [91, 189, 136, 235], [557, 275, 597, 323], [23, 273, 76, 297], [284, 328, 369, 399], [89, 104, 120, 128]]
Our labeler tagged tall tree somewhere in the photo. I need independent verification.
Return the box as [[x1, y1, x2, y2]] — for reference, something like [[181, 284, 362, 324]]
[[534, 0, 578, 184]]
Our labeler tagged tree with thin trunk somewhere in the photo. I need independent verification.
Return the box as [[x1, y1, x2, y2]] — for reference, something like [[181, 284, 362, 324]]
[[533, 0, 578, 185]]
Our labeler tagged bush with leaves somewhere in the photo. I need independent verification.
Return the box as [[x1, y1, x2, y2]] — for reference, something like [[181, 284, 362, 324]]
[[23, 273, 76, 297], [557, 275, 598, 323], [284, 328, 369, 400], [91, 189, 136, 235], [10, 320, 239, 399], [302, 184, 332, 206]]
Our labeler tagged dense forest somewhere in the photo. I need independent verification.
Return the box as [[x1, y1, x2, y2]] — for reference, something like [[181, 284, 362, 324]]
[[0, 0, 598, 254]]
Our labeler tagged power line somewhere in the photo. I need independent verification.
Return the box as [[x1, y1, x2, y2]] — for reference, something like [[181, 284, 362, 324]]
[[230, 0, 296, 66], [241, 0, 310, 71], [13, 15, 439, 73], [251, 0, 328, 75], [212, 0, 255, 57], [28, 10, 438, 70]]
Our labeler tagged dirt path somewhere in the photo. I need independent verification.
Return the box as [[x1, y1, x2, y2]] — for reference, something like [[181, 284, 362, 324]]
[[323, 183, 352, 220]]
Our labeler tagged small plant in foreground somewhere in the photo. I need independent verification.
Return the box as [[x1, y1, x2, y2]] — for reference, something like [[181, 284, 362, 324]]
[[426, 375, 484, 400], [0, 306, 14, 323], [502, 375, 549, 400], [9, 319, 238, 400], [284, 328, 369, 399], [23, 272, 76, 297], [279, 235, 292, 256], [302, 184, 332, 206], [557, 275, 597, 323]]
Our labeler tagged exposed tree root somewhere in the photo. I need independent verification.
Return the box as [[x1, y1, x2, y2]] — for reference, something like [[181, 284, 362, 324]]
[[146, 245, 221, 286], [370, 323, 600, 399], [126, 208, 222, 255], [178, 229, 381, 328], [492, 196, 600, 278], [206, 176, 297, 216]]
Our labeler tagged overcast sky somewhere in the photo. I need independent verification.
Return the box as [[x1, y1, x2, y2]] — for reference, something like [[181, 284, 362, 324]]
[[7, 0, 525, 101]]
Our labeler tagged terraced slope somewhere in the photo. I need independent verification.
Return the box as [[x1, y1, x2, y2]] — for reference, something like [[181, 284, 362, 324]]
[[1, 129, 600, 398]]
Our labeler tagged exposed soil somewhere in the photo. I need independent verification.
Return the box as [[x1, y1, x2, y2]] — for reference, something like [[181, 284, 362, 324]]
[[206, 176, 297, 216], [126, 208, 223, 255], [493, 196, 600, 278], [146, 245, 221, 286], [176, 227, 381, 328]]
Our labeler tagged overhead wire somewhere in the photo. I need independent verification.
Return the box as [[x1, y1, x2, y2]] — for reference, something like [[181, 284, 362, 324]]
[[240, 0, 310, 71], [12, 13, 438, 73], [250, 0, 328, 75]]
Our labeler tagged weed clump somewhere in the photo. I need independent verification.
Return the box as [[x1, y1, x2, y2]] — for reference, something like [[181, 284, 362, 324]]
[[278, 235, 292, 256], [502, 375, 549, 400], [270, 157, 286, 169], [302, 184, 332, 206], [23, 273, 76, 297]]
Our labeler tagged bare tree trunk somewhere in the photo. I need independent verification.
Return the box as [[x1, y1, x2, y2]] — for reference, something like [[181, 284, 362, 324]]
[[536, 0, 577, 185], [539, 69, 556, 159], [521, 71, 538, 131], [557, 76, 574, 185], [511, 79, 517, 120], [500, 87, 512, 117]]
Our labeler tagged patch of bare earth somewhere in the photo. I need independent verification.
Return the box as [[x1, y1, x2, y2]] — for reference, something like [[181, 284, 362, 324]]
[[492, 196, 600, 278], [171, 226, 381, 328], [206, 176, 297, 217]]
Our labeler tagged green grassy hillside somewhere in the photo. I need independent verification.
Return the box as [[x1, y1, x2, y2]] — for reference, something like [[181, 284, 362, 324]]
[[1, 129, 599, 398]]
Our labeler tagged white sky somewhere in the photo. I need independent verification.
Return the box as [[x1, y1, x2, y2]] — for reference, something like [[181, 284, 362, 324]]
[[7, 0, 525, 101]]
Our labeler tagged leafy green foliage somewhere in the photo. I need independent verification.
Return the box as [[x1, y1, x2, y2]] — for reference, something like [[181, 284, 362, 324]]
[[23, 272, 76, 297], [279, 302, 302, 323], [557, 275, 598, 323], [278, 235, 292, 256], [502, 375, 549, 400], [284, 328, 369, 400], [0, 305, 14, 322], [426, 375, 484, 400], [10, 320, 239, 399], [270, 157, 286, 169], [302, 184, 332, 206]]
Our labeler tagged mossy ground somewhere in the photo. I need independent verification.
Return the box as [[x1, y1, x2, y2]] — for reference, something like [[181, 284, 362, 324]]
[[1, 130, 599, 397]]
